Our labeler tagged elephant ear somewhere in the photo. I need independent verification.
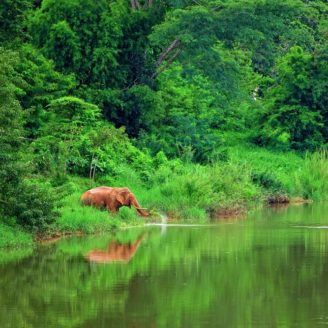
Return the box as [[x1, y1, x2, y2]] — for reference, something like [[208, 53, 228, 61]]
[[117, 190, 130, 205]]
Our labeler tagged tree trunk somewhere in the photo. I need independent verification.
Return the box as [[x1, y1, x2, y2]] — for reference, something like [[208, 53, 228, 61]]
[[89, 154, 94, 181], [135, 0, 141, 9]]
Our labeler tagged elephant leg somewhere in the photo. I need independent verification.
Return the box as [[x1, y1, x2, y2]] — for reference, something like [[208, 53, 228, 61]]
[[107, 205, 118, 214]]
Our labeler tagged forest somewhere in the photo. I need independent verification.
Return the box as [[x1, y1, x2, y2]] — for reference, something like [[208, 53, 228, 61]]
[[0, 0, 327, 246]]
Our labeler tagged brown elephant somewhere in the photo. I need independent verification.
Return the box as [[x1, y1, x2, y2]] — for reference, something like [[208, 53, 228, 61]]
[[85, 235, 144, 263], [81, 186, 149, 217]]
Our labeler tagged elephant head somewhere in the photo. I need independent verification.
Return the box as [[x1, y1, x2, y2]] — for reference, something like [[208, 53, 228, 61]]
[[116, 189, 149, 217]]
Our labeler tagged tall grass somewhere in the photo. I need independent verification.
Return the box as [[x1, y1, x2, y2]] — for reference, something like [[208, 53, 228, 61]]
[[293, 151, 328, 200], [229, 145, 328, 201], [57, 160, 261, 225], [140, 162, 261, 219], [229, 144, 303, 194]]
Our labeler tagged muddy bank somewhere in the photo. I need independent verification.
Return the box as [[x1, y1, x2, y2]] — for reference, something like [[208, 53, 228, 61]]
[[266, 193, 312, 205]]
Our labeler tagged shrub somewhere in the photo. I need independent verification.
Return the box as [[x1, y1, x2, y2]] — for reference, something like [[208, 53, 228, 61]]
[[13, 181, 59, 231]]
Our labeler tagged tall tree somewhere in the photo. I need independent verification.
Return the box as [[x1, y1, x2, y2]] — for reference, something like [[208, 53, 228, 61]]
[[0, 48, 57, 230], [258, 46, 326, 150]]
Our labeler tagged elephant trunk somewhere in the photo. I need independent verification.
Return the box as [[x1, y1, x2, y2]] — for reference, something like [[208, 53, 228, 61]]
[[136, 207, 150, 217], [130, 196, 149, 217]]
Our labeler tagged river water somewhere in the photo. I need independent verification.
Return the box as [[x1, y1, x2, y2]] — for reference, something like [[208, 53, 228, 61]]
[[1, 203, 328, 327]]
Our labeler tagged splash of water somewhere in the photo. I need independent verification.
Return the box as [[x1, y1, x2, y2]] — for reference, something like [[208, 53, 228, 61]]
[[293, 225, 328, 229]]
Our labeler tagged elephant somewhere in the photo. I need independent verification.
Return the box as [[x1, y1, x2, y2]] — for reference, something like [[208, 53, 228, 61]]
[[85, 235, 145, 263], [80, 186, 149, 217]]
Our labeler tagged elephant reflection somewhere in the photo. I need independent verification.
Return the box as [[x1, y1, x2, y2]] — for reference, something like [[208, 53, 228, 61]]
[[85, 235, 145, 263]]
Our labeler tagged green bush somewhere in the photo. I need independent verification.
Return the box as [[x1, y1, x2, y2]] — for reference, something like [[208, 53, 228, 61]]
[[13, 181, 59, 231]]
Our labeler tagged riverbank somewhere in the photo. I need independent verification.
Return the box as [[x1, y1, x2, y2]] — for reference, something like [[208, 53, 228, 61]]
[[2, 146, 327, 249]]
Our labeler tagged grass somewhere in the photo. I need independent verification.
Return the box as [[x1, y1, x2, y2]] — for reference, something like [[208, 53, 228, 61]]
[[228, 144, 303, 194], [60, 160, 261, 223], [0, 222, 33, 248], [140, 162, 261, 219], [293, 151, 328, 200]]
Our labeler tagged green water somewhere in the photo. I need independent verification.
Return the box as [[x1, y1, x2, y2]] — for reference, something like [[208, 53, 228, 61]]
[[1, 203, 328, 328]]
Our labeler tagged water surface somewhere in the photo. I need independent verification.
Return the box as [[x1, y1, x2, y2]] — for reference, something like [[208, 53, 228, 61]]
[[1, 203, 328, 327]]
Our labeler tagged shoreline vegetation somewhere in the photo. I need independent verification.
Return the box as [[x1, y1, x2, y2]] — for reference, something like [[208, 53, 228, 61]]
[[2, 146, 327, 249], [1, 1, 327, 251]]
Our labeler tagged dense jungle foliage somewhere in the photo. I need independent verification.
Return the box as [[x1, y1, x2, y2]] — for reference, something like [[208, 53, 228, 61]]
[[0, 0, 327, 239]]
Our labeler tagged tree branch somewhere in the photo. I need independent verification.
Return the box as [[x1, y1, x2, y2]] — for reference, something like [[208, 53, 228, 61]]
[[152, 48, 182, 79], [192, 0, 203, 5], [156, 39, 181, 67]]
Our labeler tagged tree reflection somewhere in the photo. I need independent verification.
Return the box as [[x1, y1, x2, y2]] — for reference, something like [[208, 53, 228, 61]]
[[2, 205, 328, 327]]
